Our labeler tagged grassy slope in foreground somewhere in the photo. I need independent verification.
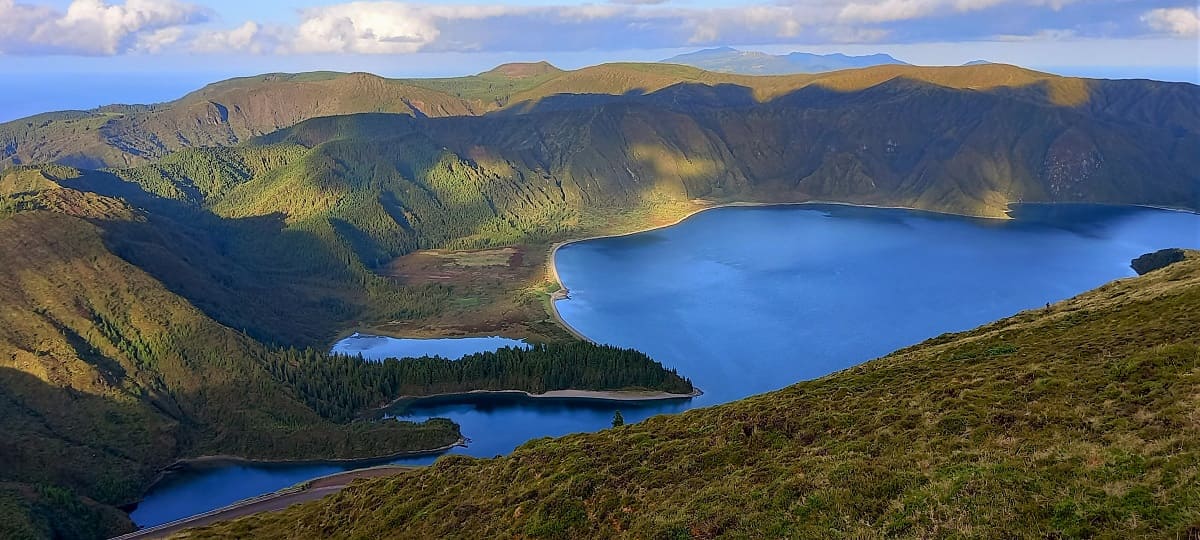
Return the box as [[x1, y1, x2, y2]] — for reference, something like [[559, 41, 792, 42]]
[[186, 253, 1200, 539]]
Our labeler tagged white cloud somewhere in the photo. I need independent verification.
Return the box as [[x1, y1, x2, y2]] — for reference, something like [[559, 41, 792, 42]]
[[193, 21, 271, 53], [1141, 7, 1200, 37], [269, 3, 824, 54], [684, 6, 810, 44], [0, 0, 206, 55], [4, 0, 1192, 57], [834, 0, 1082, 24], [288, 2, 548, 54], [292, 3, 438, 54], [837, 0, 1006, 24], [135, 25, 183, 52]]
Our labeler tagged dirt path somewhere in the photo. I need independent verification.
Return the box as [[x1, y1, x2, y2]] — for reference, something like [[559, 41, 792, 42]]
[[111, 466, 414, 540]]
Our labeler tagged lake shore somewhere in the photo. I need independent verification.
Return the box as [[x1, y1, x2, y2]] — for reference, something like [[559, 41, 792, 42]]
[[140, 437, 466, 496], [393, 388, 703, 405], [544, 198, 1008, 338], [338, 199, 1197, 347], [116, 465, 417, 540]]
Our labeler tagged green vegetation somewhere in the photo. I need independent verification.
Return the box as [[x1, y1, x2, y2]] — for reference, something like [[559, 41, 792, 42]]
[[186, 253, 1200, 539], [29, 75, 1187, 341], [0, 483, 132, 540], [0, 172, 688, 538], [1, 64, 1197, 539], [1132, 247, 1187, 275], [0, 207, 464, 537], [5, 62, 1197, 173], [271, 343, 693, 422], [399, 61, 564, 104]]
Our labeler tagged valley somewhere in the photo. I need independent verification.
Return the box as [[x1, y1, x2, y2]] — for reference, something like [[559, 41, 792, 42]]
[[129, 202, 1199, 530], [0, 60, 1197, 538]]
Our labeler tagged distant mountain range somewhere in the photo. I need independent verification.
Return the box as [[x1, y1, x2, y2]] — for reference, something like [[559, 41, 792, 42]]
[[661, 47, 908, 74]]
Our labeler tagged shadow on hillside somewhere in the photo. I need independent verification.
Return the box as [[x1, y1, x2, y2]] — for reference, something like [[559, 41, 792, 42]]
[[57, 170, 362, 347], [0, 367, 163, 507]]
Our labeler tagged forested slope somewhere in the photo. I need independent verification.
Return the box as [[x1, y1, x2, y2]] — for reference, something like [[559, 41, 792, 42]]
[[0, 171, 688, 539], [79, 73, 1198, 272], [3, 68, 1191, 361], [0, 207, 460, 539], [271, 343, 694, 422], [2, 63, 1197, 539], [186, 252, 1200, 539]]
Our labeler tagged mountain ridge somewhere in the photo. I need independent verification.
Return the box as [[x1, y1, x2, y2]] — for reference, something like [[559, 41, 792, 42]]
[[2, 63, 1198, 538], [5, 63, 1197, 171]]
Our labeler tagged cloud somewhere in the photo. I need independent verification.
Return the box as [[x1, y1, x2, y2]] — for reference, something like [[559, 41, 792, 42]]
[[135, 26, 184, 52], [193, 21, 271, 53], [224, 0, 1170, 55], [292, 3, 439, 54], [0, 0, 208, 55], [1142, 7, 1199, 37], [833, 0, 1089, 24], [288, 3, 555, 54], [258, 3, 822, 54], [5, 0, 1197, 57]]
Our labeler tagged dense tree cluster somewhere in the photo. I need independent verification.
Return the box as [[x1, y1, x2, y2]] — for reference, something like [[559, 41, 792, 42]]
[[266, 341, 694, 422], [1131, 248, 1186, 275]]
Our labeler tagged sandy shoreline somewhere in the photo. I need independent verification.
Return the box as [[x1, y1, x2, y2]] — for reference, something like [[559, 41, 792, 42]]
[[116, 465, 417, 540], [393, 388, 702, 405], [143, 438, 465, 488]]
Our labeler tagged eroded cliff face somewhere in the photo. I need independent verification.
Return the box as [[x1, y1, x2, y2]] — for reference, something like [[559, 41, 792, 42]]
[[1042, 128, 1104, 200]]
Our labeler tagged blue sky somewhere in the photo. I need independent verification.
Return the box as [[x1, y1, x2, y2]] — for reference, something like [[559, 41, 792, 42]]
[[0, 1, 1196, 80]]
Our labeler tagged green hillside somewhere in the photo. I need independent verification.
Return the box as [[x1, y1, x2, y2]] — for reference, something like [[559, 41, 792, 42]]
[[0, 171, 689, 539], [4, 69, 1192, 347], [184, 252, 1200, 539], [4, 63, 1197, 171], [2, 64, 1197, 539], [0, 208, 461, 539]]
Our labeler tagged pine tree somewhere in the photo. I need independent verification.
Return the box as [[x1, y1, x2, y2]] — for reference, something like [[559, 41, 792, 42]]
[[612, 410, 624, 428]]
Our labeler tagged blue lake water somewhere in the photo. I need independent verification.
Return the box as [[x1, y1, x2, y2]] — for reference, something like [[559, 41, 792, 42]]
[[130, 203, 1200, 527], [330, 333, 528, 360]]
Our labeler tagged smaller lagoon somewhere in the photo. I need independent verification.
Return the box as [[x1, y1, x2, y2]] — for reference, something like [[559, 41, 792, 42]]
[[331, 333, 528, 360]]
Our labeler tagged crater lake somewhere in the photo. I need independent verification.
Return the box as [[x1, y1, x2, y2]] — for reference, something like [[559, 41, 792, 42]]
[[130, 203, 1199, 527]]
